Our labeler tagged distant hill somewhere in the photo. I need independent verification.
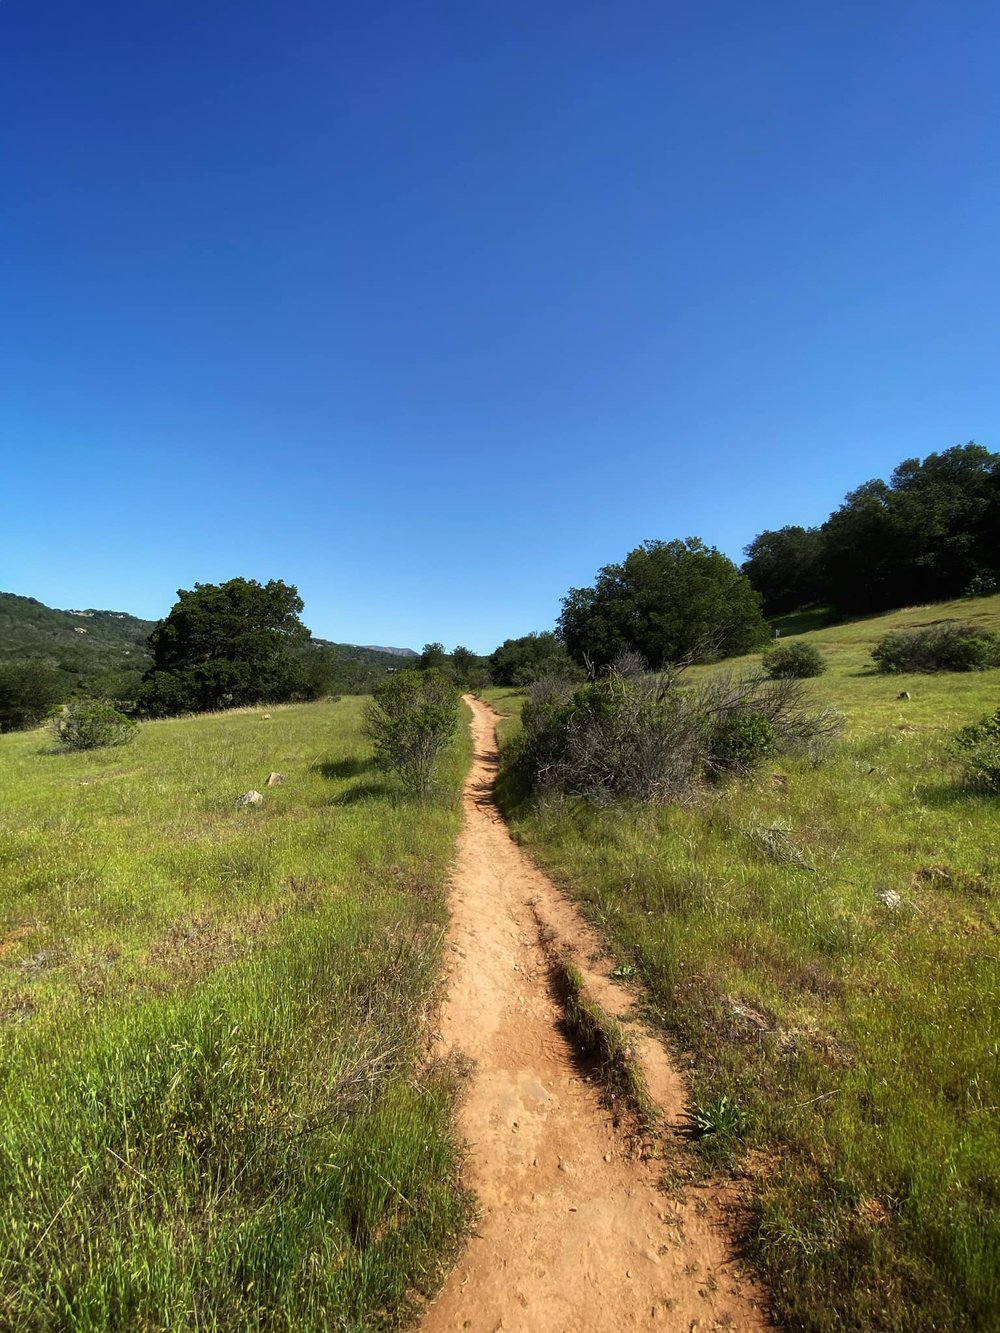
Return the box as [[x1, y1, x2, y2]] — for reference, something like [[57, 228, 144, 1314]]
[[313, 638, 417, 662], [0, 593, 155, 679], [0, 592, 416, 693]]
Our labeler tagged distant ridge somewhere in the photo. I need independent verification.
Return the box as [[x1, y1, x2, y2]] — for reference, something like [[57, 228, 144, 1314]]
[[1, 591, 416, 671]]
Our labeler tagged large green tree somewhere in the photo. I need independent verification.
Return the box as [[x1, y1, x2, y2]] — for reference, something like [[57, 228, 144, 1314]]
[[558, 538, 769, 669], [741, 525, 824, 614], [140, 578, 311, 714], [821, 443, 1000, 612], [488, 632, 578, 686]]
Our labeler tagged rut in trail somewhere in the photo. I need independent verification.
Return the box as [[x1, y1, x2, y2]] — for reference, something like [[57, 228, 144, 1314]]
[[420, 697, 770, 1333]]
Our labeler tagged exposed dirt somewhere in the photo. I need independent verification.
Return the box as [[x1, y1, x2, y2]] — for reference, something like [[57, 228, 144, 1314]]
[[420, 696, 770, 1332]]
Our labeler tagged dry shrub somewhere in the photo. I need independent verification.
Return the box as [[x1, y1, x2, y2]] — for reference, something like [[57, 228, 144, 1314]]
[[872, 622, 1000, 674], [513, 659, 842, 805]]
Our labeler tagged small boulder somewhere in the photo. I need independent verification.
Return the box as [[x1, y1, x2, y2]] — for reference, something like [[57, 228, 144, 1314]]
[[236, 790, 264, 808], [897, 690, 911, 700], [266, 771, 285, 787], [261, 713, 272, 720], [874, 885, 902, 910]]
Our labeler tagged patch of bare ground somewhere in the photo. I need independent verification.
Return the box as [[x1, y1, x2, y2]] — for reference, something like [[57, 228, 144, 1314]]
[[420, 697, 771, 1332]]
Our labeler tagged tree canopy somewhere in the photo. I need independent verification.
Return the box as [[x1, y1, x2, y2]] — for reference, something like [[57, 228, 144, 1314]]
[[741, 526, 824, 616], [140, 578, 311, 714], [743, 443, 1000, 616], [488, 632, 578, 686], [558, 538, 769, 669]]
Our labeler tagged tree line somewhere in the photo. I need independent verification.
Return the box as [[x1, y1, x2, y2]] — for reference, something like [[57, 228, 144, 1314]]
[[742, 442, 1000, 615], [0, 580, 414, 731], [3, 441, 996, 732], [490, 442, 999, 683]]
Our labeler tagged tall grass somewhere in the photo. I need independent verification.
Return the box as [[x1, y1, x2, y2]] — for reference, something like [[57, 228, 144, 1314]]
[[488, 594, 1000, 1331], [0, 699, 470, 1330]]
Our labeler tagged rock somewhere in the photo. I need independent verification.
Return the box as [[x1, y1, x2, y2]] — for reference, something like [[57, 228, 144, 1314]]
[[266, 771, 285, 786], [875, 885, 902, 910], [261, 713, 272, 720], [236, 790, 264, 808], [897, 690, 911, 700], [727, 997, 771, 1031]]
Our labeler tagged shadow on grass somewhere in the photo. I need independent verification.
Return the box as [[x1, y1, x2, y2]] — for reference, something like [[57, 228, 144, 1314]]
[[311, 756, 377, 780], [329, 781, 396, 806], [916, 779, 998, 809]]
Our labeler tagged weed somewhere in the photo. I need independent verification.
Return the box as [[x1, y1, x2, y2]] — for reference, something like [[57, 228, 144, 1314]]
[[690, 1093, 749, 1139]]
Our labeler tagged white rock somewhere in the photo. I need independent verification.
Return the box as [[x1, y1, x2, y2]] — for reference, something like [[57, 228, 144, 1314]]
[[236, 790, 264, 808]]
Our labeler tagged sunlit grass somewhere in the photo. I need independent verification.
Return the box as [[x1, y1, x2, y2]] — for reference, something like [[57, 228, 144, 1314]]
[[0, 698, 471, 1330], [486, 595, 1000, 1330]]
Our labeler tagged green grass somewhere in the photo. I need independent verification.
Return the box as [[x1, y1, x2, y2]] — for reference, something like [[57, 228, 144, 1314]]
[[0, 699, 471, 1331], [486, 594, 1000, 1331]]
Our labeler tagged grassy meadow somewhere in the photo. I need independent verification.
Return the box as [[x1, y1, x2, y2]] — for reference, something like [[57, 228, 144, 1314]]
[[488, 594, 1000, 1332], [0, 698, 471, 1331]]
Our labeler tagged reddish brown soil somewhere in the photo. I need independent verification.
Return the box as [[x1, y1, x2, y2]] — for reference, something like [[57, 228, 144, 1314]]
[[420, 697, 770, 1332]]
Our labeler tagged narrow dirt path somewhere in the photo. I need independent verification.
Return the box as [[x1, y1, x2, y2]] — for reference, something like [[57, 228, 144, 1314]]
[[420, 697, 770, 1332]]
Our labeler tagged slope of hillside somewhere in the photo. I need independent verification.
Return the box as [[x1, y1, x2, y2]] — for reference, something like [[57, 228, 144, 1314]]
[[767, 591, 1000, 674], [0, 592, 155, 671], [487, 594, 1000, 1330], [0, 591, 417, 696]]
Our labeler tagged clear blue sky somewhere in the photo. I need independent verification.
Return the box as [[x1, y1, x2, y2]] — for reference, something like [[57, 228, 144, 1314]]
[[2, 2, 998, 652]]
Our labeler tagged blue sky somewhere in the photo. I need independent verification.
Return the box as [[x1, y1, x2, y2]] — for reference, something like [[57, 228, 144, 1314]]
[[2, 1, 998, 652]]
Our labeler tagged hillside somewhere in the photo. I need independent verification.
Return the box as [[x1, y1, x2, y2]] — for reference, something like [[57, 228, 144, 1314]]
[[486, 592, 1000, 1330], [0, 592, 416, 696], [311, 637, 417, 667], [0, 593, 155, 669]]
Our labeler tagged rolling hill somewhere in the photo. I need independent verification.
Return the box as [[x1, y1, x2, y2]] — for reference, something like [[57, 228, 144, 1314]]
[[0, 591, 416, 694]]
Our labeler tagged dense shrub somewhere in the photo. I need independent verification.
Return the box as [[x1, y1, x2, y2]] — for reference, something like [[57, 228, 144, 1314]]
[[965, 574, 999, 598], [709, 711, 776, 773], [53, 699, 138, 751], [955, 707, 1000, 791], [513, 661, 841, 804], [761, 641, 827, 679], [871, 622, 1000, 674], [363, 669, 460, 794], [489, 632, 579, 686]]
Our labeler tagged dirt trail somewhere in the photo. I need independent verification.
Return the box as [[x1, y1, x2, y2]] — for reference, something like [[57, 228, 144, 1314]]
[[420, 697, 769, 1333]]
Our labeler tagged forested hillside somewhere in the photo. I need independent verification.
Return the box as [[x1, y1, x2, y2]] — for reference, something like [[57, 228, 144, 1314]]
[[0, 590, 417, 729]]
